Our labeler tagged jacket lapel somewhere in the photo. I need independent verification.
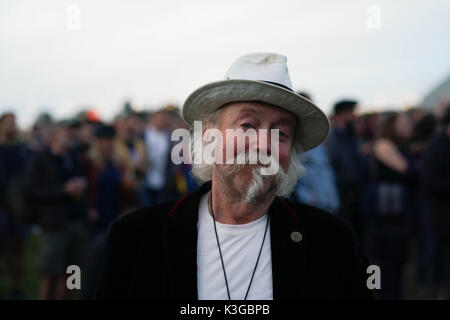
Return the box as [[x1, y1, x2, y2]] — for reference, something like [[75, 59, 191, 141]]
[[163, 182, 211, 299], [270, 198, 308, 299]]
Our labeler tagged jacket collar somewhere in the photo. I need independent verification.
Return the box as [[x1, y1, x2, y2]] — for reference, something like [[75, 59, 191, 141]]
[[161, 181, 307, 299]]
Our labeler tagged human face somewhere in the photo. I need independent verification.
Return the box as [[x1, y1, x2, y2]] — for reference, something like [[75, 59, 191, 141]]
[[79, 123, 94, 145], [125, 115, 140, 138], [151, 111, 169, 131], [1, 114, 17, 139], [98, 137, 115, 159], [395, 113, 412, 139], [52, 127, 70, 153], [213, 101, 296, 197]]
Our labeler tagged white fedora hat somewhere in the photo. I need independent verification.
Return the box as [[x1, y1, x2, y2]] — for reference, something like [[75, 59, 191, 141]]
[[182, 52, 330, 151]]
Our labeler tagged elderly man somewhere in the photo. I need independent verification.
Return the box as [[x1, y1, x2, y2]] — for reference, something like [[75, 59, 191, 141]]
[[97, 53, 373, 300]]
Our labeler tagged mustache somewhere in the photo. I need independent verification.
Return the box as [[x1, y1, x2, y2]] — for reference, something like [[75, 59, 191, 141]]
[[223, 150, 279, 175]]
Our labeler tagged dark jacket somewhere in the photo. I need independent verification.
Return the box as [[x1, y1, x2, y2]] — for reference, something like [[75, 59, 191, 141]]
[[25, 150, 86, 229], [97, 182, 374, 300], [421, 131, 450, 239], [0, 143, 29, 209], [86, 159, 125, 231]]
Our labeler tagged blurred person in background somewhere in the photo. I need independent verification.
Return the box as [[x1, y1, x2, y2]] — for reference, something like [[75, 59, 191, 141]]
[[366, 111, 417, 299], [135, 111, 149, 140], [114, 113, 147, 212], [83, 124, 125, 299], [421, 106, 450, 299], [324, 100, 367, 240], [86, 124, 125, 235], [164, 111, 199, 200], [142, 109, 172, 206], [66, 120, 82, 152], [64, 120, 91, 181], [76, 120, 95, 156], [354, 113, 379, 250], [354, 113, 378, 158], [407, 107, 426, 127], [27, 113, 54, 153], [25, 122, 88, 300], [294, 92, 340, 213], [409, 113, 443, 298], [0, 112, 30, 299], [69, 111, 101, 169]]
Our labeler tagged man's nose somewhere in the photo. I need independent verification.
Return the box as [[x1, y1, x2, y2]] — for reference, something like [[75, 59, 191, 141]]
[[254, 129, 271, 156]]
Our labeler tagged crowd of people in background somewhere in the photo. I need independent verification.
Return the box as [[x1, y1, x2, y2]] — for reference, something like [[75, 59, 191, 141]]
[[0, 96, 449, 300], [0, 104, 196, 300]]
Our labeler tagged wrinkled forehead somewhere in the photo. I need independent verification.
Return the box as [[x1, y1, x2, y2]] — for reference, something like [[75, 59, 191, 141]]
[[220, 101, 297, 127]]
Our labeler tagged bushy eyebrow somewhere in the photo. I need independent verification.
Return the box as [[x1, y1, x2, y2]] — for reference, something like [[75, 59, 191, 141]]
[[237, 106, 296, 129], [273, 118, 295, 127]]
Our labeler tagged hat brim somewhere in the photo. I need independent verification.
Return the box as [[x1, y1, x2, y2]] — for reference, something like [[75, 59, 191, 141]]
[[182, 79, 330, 151]]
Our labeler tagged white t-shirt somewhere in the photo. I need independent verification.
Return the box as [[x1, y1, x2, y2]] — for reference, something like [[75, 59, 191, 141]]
[[197, 191, 273, 300]]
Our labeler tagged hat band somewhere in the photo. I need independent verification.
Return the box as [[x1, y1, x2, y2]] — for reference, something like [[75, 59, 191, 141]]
[[259, 80, 293, 92]]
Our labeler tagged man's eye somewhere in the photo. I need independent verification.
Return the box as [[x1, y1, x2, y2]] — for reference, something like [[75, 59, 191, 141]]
[[279, 131, 287, 138], [241, 123, 252, 129]]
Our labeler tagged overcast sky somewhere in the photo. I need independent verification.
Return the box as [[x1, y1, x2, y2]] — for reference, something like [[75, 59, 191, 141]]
[[1, 0, 450, 128]]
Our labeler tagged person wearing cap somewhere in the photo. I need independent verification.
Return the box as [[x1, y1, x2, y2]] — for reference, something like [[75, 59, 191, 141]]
[[86, 125, 125, 235], [98, 53, 373, 300], [83, 124, 127, 299]]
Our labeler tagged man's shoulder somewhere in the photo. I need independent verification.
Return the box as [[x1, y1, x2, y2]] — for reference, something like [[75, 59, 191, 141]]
[[112, 200, 177, 233]]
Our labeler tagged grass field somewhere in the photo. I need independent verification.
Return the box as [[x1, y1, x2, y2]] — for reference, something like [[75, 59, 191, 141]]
[[0, 228, 41, 299]]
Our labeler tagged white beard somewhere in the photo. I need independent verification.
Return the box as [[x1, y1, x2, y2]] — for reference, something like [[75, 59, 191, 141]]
[[215, 149, 300, 204]]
